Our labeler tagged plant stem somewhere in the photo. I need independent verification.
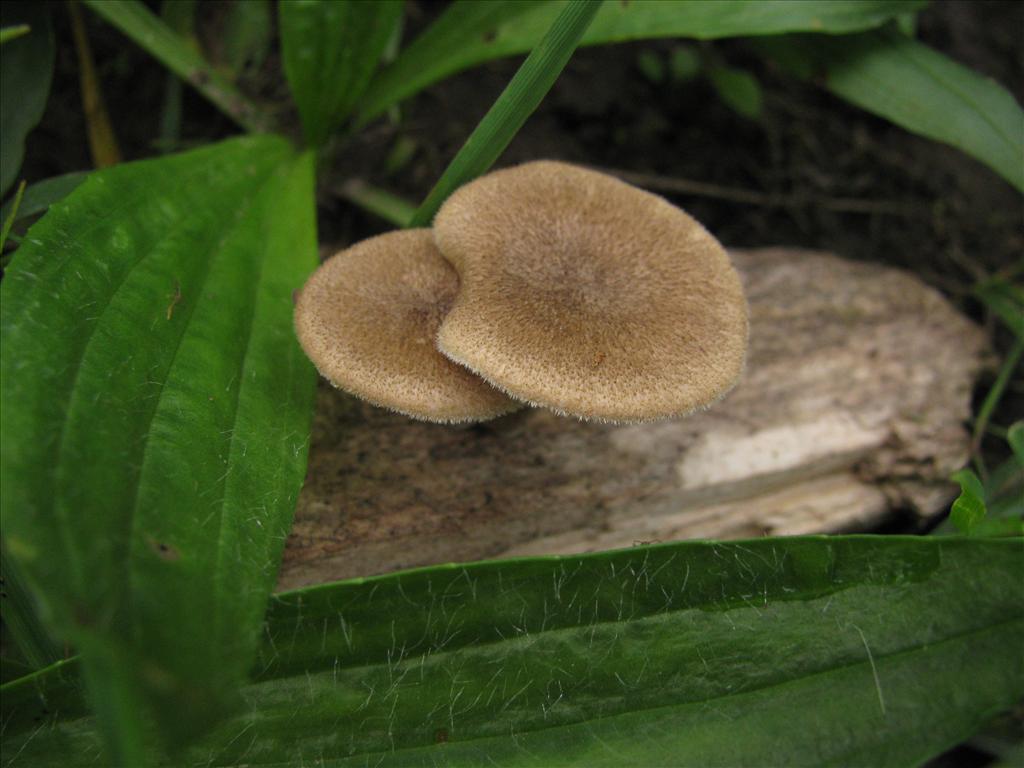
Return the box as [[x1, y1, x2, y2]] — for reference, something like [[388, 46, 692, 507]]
[[337, 179, 416, 228], [82, 0, 271, 134]]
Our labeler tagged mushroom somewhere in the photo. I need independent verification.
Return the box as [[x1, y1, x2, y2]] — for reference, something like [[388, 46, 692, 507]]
[[432, 161, 748, 422], [294, 229, 518, 423]]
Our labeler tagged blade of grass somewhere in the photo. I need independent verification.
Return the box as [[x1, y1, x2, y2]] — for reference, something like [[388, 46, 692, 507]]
[[408, 0, 602, 227], [0, 24, 30, 45], [337, 179, 415, 227], [68, 1, 121, 168], [0, 546, 63, 673], [0, 171, 87, 224], [0, 179, 25, 250], [973, 336, 1024, 475], [81, 0, 270, 133], [155, 0, 197, 154], [975, 276, 1024, 340]]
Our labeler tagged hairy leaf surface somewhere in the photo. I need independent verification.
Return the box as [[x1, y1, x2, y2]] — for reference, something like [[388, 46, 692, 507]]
[[0, 136, 318, 753], [3, 537, 1022, 765]]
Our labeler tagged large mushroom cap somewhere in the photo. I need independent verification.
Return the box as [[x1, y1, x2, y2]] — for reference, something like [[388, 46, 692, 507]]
[[433, 161, 748, 422], [294, 229, 517, 423]]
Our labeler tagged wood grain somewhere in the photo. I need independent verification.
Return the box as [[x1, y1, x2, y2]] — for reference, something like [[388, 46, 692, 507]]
[[279, 248, 986, 589]]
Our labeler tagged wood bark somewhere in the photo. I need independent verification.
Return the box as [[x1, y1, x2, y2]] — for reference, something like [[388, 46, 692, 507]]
[[279, 248, 987, 590]]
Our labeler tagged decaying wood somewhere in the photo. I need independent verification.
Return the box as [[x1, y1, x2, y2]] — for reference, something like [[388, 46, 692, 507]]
[[279, 248, 987, 590]]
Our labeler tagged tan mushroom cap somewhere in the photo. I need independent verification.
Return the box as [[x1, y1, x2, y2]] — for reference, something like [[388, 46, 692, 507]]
[[294, 229, 518, 423], [433, 161, 749, 423]]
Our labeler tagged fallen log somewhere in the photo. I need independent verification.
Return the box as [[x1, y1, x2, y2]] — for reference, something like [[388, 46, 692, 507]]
[[279, 248, 986, 589]]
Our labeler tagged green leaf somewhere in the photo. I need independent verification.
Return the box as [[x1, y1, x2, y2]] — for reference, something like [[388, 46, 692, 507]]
[[0, 2, 54, 197], [338, 178, 416, 227], [669, 45, 702, 82], [409, 0, 602, 228], [3, 537, 1023, 766], [950, 469, 988, 534], [708, 65, 763, 119], [0, 546, 63, 674], [280, 0, 403, 147], [0, 171, 88, 226], [975, 277, 1024, 339], [221, 0, 272, 78], [636, 49, 666, 83], [973, 337, 1024, 466], [0, 135, 318, 755], [357, 0, 925, 124], [811, 29, 1024, 191], [1009, 422, 1024, 465], [0, 178, 24, 250], [81, 0, 269, 133]]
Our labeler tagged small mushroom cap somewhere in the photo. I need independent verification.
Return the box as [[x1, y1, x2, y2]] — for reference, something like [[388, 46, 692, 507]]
[[294, 229, 518, 423], [433, 161, 748, 422]]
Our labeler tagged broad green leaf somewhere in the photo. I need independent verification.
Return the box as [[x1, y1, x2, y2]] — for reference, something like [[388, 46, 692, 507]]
[[82, 0, 269, 133], [708, 65, 763, 119], [409, 0, 601, 227], [357, 0, 925, 124], [280, 0, 403, 147], [808, 29, 1024, 191], [0, 171, 88, 225], [0, 136, 318, 755], [0, 2, 54, 197], [3, 537, 1023, 765], [950, 469, 988, 534]]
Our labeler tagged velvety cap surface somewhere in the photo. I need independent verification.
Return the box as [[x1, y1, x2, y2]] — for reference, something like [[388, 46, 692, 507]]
[[433, 161, 748, 422], [294, 229, 517, 423]]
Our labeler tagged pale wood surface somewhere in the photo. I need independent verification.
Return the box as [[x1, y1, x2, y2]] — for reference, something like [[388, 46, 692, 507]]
[[278, 248, 986, 590]]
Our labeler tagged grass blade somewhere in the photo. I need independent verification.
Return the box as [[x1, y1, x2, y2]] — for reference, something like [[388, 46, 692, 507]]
[[972, 336, 1024, 467], [337, 178, 415, 227], [81, 0, 270, 133], [0, 24, 30, 45], [0, 547, 63, 673], [409, 0, 602, 227], [0, 2, 54, 197], [0, 172, 88, 225]]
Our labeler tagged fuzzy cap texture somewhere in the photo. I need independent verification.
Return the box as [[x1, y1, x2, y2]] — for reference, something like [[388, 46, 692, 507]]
[[433, 161, 749, 422], [294, 229, 517, 423]]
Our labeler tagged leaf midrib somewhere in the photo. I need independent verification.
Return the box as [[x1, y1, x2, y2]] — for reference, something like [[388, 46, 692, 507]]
[[114, 158, 286, 628], [209, 163, 283, 652]]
